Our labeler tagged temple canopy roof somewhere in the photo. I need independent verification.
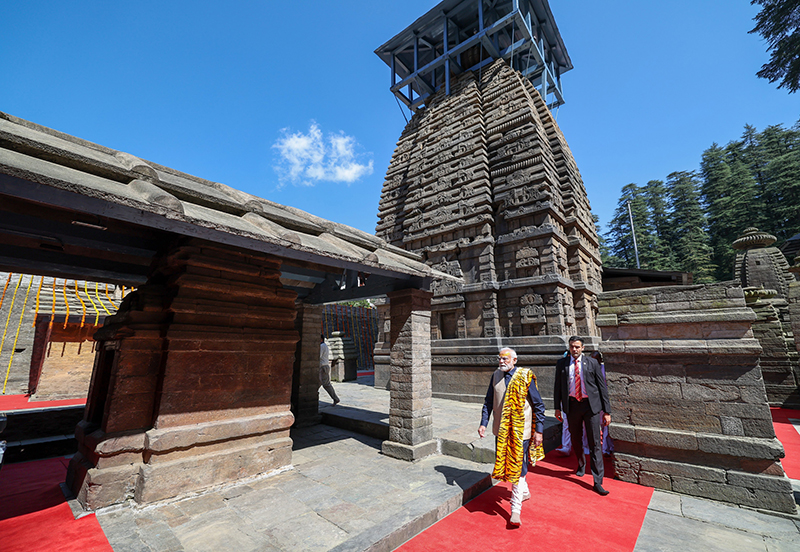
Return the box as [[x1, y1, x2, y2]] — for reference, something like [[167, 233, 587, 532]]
[[0, 112, 456, 303], [375, 0, 572, 111]]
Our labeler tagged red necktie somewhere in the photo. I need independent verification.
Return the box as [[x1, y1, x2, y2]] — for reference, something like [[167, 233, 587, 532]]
[[574, 358, 583, 400]]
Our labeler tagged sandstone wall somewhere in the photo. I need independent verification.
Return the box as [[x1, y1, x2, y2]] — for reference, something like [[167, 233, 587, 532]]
[[598, 283, 795, 513], [68, 239, 298, 509]]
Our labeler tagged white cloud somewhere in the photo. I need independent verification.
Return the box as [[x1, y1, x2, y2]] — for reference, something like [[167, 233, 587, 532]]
[[272, 122, 373, 186]]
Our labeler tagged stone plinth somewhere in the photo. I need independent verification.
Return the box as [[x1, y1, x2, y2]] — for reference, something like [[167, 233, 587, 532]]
[[67, 239, 299, 509], [292, 303, 323, 428], [598, 282, 795, 514], [327, 331, 358, 382], [374, 58, 601, 403], [744, 288, 800, 408], [382, 288, 437, 461], [375, 292, 597, 407]]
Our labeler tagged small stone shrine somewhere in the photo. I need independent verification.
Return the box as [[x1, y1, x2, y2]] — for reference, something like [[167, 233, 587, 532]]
[[733, 227, 800, 408], [327, 331, 358, 382], [789, 255, 800, 357], [598, 282, 795, 513], [373, 0, 602, 403]]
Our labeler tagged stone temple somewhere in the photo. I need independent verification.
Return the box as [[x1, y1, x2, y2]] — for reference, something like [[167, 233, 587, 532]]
[[373, 0, 602, 405]]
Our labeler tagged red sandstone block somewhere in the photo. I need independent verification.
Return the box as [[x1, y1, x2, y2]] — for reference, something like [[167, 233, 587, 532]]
[[115, 351, 163, 376], [113, 374, 159, 396], [165, 351, 234, 374], [153, 391, 196, 415], [114, 336, 166, 351], [157, 373, 200, 394], [104, 403, 152, 433]]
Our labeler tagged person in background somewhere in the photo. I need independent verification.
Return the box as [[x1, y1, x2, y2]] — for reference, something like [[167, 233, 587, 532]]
[[319, 333, 340, 405], [591, 350, 613, 455]]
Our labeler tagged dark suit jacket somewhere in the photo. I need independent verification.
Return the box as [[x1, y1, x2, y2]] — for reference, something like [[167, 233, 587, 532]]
[[554, 354, 611, 416]]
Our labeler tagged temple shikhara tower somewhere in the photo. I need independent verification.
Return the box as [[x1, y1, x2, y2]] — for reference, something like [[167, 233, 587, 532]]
[[373, 0, 602, 403]]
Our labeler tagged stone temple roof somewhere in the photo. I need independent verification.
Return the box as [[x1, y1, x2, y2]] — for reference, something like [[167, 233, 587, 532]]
[[0, 112, 456, 302], [732, 227, 777, 250]]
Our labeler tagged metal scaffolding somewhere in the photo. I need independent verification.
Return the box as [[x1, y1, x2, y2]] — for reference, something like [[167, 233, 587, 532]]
[[375, 0, 572, 111]]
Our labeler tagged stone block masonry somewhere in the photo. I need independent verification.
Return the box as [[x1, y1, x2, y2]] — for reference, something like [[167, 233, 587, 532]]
[[598, 282, 796, 513], [67, 238, 299, 510], [374, 58, 602, 404]]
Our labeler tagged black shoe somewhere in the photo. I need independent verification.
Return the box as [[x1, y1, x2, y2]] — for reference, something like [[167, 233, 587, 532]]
[[576, 465, 585, 477], [593, 484, 609, 496]]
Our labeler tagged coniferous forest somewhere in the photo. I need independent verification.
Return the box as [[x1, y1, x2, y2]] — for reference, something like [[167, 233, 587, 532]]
[[600, 120, 800, 283]]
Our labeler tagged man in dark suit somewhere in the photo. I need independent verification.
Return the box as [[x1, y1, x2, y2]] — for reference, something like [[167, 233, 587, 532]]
[[554, 336, 612, 495]]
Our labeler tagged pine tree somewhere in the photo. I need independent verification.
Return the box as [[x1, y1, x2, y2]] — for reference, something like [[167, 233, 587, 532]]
[[642, 180, 680, 270], [749, 0, 800, 93], [700, 141, 760, 280], [666, 171, 717, 282], [594, 214, 621, 267], [751, 123, 800, 242], [604, 183, 657, 269]]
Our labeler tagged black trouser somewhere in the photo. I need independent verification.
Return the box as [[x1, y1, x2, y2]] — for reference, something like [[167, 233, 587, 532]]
[[567, 397, 604, 486]]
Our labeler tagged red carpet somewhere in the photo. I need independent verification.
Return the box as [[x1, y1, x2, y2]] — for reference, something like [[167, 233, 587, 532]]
[[771, 407, 800, 480], [399, 453, 653, 552], [0, 457, 112, 551], [0, 394, 85, 411]]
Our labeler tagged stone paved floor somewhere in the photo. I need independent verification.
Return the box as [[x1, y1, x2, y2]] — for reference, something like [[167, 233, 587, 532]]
[[93, 378, 800, 551], [634, 485, 800, 552], [97, 423, 491, 552]]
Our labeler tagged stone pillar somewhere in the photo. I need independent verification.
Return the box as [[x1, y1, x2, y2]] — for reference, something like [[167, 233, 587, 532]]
[[292, 303, 323, 427], [67, 239, 299, 510], [382, 288, 437, 461], [598, 282, 795, 514]]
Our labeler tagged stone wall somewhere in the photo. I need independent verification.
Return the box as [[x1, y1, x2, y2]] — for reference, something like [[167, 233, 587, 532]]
[[0, 273, 38, 394], [744, 288, 800, 408], [598, 282, 795, 513], [30, 321, 96, 400], [374, 59, 601, 402]]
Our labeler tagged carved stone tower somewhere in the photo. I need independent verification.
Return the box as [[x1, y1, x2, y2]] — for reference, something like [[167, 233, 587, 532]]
[[373, 1, 601, 404]]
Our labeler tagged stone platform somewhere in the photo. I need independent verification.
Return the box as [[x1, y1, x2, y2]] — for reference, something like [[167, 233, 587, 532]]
[[95, 422, 493, 552], [319, 376, 562, 463]]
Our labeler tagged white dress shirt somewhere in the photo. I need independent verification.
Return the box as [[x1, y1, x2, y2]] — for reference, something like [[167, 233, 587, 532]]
[[568, 354, 586, 398]]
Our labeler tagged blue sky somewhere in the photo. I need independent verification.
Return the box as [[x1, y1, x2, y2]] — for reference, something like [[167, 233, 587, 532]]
[[2, 1, 797, 237]]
